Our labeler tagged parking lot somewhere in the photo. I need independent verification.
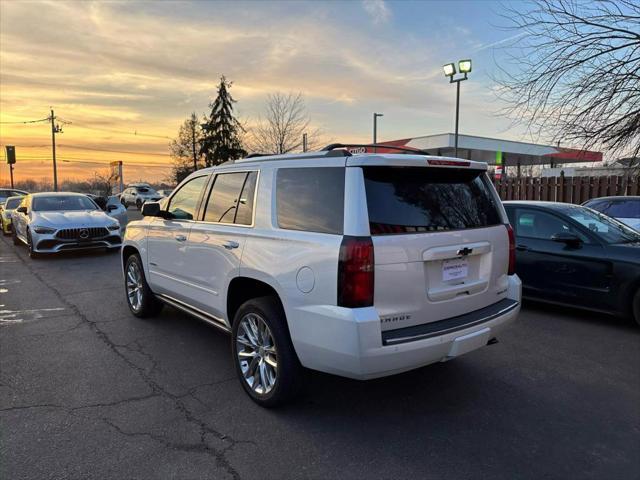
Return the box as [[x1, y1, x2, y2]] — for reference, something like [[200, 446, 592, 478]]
[[1, 211, 639, 480]]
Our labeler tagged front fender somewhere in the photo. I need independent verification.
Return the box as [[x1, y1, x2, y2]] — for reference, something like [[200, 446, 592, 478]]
[[122, 222, 149, 277]]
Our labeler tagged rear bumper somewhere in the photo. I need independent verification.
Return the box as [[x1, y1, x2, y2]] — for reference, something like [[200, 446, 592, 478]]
[[288, 275, 522, 380]]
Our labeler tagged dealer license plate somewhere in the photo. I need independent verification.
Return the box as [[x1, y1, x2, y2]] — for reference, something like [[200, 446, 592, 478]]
[[442, 258, 468, 282]]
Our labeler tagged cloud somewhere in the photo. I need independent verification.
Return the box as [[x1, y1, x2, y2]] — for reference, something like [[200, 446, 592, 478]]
[[0, 0, 521, 184], [362, 0, 391, 24]]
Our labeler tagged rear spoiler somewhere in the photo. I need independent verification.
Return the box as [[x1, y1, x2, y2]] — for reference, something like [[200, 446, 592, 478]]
[[346, 155, 487, 171], [323, 143, 487, 170]]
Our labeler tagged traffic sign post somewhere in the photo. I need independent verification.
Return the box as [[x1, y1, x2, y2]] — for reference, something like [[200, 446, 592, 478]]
[[5, 146, 16, 188]]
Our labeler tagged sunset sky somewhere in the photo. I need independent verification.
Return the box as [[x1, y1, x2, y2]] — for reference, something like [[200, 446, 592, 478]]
[[0, 0, 528, 185]]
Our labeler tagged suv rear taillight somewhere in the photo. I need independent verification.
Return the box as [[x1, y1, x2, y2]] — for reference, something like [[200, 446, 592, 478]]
[[506, 224, 516, 275], [338, 236, 374, 308]]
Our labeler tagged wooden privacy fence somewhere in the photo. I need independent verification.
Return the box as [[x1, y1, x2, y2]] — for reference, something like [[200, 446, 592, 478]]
[[493, 174, 639, 204]]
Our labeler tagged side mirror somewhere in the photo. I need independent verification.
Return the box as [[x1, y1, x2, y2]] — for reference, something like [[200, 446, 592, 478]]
[[16, 206, 27, 214], [107, 204, 118, 212], [141, 201, 171, 218], [551, 232, 582, 247]]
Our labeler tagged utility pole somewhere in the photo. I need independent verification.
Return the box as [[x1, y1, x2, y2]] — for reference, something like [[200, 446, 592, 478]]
[[373, 113, 383, 153], [49, 108, 63, 191], [302, 133, 308, 152]]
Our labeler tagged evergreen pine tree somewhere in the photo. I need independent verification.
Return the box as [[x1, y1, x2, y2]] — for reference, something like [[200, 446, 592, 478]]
[[200, 76, 246, 166]]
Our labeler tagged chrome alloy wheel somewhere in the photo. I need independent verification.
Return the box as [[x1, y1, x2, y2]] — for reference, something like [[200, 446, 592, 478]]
[[236, 313, 278, 395], [126, 261, 144, 312]]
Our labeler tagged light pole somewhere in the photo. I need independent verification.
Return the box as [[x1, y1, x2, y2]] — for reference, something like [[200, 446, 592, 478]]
[[443, 59, 472, 158], [373, 112, 383, 152]]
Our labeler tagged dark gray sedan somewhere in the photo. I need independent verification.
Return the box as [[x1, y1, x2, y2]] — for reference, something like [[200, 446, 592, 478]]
[[504, 201, 640, 325]]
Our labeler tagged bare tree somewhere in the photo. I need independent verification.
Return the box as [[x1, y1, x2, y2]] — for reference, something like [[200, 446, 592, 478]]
[[170, 113, 204, 171], [91, 170, 118, 197], [495, 0, 640, 160], [246, 92, 322, 154], [169, 113, 206, 184]]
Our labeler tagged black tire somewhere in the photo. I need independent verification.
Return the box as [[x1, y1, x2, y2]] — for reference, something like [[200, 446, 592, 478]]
[[121, 198, 127, 209], [12, 228, 20, 245], [124, 253, 163, 318], [26, 230, 40, 259], [231, 296, 303, 408], [632, 289, 640, 327], [136, 199, 143, 210]]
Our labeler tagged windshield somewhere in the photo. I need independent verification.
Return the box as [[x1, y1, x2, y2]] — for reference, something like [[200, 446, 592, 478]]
[[363, 167, 502, 234], [5, 198, 22, 209], [32, 196, 99, 212], [562, 206, 640, 243], [136, 187, 155, 194]]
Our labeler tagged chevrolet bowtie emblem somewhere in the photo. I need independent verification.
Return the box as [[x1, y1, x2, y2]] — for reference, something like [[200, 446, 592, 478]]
[[457, 247, 473, 257]]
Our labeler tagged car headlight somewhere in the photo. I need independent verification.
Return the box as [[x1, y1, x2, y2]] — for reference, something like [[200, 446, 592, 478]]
[[107, 224, 120, 231], [33, 226, 56, 234]]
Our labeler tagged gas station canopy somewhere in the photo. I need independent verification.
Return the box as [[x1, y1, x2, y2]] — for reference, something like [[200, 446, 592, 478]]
[[350, 133, 603, 167]]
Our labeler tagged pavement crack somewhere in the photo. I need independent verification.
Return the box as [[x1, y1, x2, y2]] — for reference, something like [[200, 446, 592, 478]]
[[101, 417, 242, 480], [7, 244, 248, 479], [0, 403, 65, 413]]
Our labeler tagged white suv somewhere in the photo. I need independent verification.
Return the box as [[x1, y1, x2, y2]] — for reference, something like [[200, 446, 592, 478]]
[[122, 148, 521, 406], [120, 184, 163, 210]]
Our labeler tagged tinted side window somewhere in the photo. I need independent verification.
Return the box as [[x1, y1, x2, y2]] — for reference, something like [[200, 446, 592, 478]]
[[515, 209, 586, 241], [235, 172, 258, 225], [167, 175, 209, 220], [204, 172, 257, 225], [276, 167, 345, 234]]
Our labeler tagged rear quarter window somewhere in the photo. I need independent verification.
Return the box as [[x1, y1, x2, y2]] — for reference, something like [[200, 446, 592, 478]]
[[363, 166, 502, 234], [276, 167, 345, 234]]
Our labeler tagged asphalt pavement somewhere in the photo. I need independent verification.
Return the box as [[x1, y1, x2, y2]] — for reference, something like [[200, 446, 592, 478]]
[[1, 210, 639, 480]]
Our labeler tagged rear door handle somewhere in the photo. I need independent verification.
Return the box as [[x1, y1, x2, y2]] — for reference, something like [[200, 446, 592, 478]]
[[223, 240, 239, 250], [516, 244, 529, 251], [175, 234, 187, 242]]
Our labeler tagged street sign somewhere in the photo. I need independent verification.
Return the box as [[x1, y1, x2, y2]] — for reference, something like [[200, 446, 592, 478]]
[[5, 146, 16, 164]]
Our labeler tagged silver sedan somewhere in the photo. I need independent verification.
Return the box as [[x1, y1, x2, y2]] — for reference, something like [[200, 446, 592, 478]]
[[11, 192, 122, 258]]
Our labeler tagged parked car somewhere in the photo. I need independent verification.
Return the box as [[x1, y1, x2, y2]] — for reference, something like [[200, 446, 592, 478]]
[[120, 184, 163, 210], [1, 195, 25, 235], [582, 196, 640, 231], [504, 201, 640, 325], [87, 194, 128, 228], [0, 188, 27, 206], [12, 192, 122, 258], [122, 149, 521, 406], [156, 189, 173, 198]]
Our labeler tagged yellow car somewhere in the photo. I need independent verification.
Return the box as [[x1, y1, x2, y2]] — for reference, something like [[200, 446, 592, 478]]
[[1, 195, 25, 235]]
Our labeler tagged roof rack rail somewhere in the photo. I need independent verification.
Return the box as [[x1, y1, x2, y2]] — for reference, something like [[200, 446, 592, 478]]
[[321, 143, 428, 155], [235, 149, 351, 163]]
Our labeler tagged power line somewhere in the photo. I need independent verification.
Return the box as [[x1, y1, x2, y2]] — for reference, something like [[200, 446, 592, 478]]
[[0, 117, 50, 124], [58, 144, 171, 156], [71, 123, 171, 139], [61, 159, 170, 168], [16, 157, 171, 166]]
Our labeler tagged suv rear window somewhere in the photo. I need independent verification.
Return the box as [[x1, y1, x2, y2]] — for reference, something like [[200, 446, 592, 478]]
[[276, 167, 344, 234], [363, 167, 502, 234]]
